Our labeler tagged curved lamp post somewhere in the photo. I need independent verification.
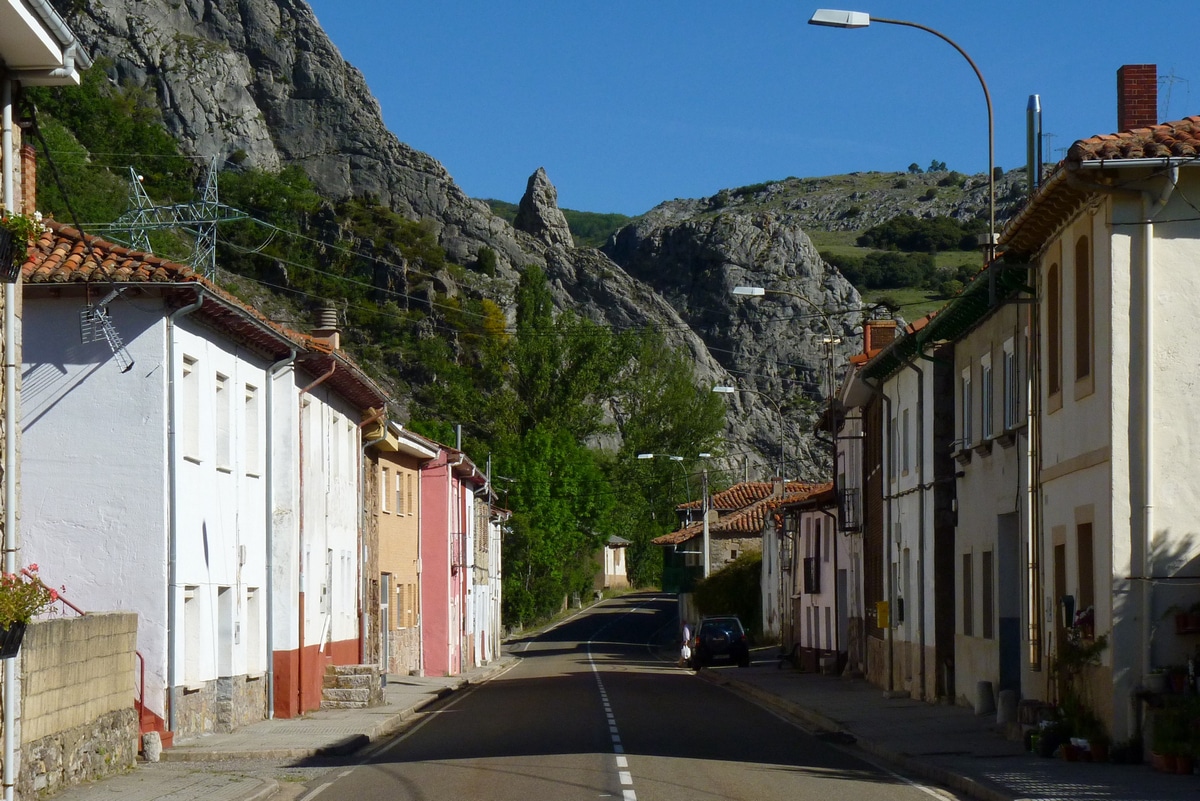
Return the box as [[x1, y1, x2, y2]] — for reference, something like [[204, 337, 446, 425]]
[[639, 452, 713, 576], [731, 286, 842, 395], [712, 385, 785, 479], [808, 9, 996, 264]]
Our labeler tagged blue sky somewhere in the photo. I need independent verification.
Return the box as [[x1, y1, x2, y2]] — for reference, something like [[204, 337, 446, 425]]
[[305, 1, 1199, 216]]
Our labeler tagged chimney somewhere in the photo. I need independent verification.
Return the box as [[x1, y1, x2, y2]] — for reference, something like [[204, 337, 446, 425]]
[[1117, 64, 1157, 131], [863, 319, 898, 356], [19, 144, 36, 215], [311, 303, 341, 350]]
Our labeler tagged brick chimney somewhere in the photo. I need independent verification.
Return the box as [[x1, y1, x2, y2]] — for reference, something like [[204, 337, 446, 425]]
[[19, 144, 38, 215], [1117, 64, 1157, 131], [863, 319, 897, 356]]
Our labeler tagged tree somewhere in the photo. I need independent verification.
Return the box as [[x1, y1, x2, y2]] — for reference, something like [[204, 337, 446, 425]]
[[908, 163, 923, 174]]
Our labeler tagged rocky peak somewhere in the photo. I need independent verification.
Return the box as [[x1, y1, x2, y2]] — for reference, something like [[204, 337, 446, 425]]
[[513, 168, 573, 250]]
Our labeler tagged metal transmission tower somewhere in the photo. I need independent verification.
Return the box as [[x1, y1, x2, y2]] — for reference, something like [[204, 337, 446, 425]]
[[95, 155, 250, 279]]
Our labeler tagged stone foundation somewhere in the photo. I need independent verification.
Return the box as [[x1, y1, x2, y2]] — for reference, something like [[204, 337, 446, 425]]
[[20, 706, 137, 798], [174, 674, 268, 738]]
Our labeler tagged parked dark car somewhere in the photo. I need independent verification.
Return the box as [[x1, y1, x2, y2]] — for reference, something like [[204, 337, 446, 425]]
[[690, 615, 750, 668]]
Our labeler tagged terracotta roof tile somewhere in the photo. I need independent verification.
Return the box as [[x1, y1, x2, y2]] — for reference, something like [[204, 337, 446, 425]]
[[656, 481, 830, 546], [1068, 116, 1200, 163], [678, 480, 823, 512]]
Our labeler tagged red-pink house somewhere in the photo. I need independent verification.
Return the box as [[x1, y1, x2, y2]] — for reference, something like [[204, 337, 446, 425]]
[[419, 447, 488, 676]]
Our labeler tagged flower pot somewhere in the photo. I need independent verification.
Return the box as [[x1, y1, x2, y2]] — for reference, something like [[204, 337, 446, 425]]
[[0, 622, 26, 659], [1089, 743, 1109, 763], [1062, 744, 1082, 762], [1175, 755, 1194, 775], [1152, 752, 1175, 772]]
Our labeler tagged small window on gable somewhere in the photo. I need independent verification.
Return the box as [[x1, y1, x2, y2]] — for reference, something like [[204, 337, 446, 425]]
[[1047, 262, 1062, 398], [1075, 236, 1092, 382], [1002, 338, 1018, 431], [215, 373, 231, 470], [960, 367, 972, 446], [980, 354, 993, 440]]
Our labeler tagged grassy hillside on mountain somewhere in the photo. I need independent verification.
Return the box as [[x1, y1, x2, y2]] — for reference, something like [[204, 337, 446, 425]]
[[484, 199, 631, 249]]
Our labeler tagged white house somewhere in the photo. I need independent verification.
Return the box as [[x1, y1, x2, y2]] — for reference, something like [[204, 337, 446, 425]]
[[1000, 65, 1200, 742], [20, 223, 388, 737]]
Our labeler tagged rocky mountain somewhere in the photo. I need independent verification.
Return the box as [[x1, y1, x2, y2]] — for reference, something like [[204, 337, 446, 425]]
[[43, 0, 1001, 480]]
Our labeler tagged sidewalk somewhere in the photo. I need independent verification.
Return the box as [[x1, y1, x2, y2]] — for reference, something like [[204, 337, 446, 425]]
[[43, 657, 517, 801], [700, 655, 1199, 801]]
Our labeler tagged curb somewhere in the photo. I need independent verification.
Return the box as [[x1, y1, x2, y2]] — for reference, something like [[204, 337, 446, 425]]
[[700, 672, 1015, 801]]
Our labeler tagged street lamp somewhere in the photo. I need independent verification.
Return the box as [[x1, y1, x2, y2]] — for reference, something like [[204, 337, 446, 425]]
[[731, 286, 841, 395], [712, 385, 785, 479], [640, 452, 713, 577], [808, 9, 996, 265], [637, 452, 691, 499]]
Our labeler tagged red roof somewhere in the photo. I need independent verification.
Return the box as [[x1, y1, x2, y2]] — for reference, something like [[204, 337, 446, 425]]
[[1067, 116, 1200, 163], [654, 482, 830, 546]]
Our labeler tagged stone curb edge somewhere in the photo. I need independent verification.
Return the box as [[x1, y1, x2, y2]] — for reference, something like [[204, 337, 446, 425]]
[[699, 672, 1014, 801]]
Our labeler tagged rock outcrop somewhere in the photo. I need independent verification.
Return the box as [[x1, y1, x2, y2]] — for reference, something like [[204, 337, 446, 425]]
[[514, 168, 573, 250]]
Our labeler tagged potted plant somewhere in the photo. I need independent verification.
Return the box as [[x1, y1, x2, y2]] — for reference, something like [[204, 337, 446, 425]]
[[0, 210, 44, 282], [0, 565, 60, 658]]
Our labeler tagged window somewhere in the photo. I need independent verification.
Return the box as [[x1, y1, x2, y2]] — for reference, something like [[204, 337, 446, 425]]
[[889, 416, 898, 481], [1002, 338, 1018, 430], [1078, 523, 1095, 613], [1047, 262, 1062, 397], [960, 367, 973, 446], [902, 408, 910, 474], [246, 587, 263, 674], [407, 473, 414, 514], [396, 470, 404, 514], [245, 385, 260, 475], [381, 467, 390, 512], [962, 554, 974, 636], [730, 548, 739, 561], [982, 551, 994, 640], [1075, 236, 1092, 381], [215, 373, 231, 470], [980, 354, 993, 439], [182, 356, 200, 460], [183, 585, 202, 683]]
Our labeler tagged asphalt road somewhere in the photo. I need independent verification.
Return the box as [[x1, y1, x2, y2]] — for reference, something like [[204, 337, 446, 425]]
[[291, 593, 959, 801]]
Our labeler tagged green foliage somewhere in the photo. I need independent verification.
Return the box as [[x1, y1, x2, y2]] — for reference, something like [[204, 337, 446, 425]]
[[907, 163, 922, 174], [857, 214, 983, 254], [499, 425, 613, 626], [822, 249, 937, 291], [25, 62, 196, 204], [928, 159, 948, 172], [561, 209, 631, 248], [692, 552, 763, 637], [0, 566, 60, 627]]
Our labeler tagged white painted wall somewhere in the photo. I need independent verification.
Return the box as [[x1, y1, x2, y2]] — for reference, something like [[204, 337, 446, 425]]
[[297, 381, 362, 654], [22, 295, 171, 714], [171, 322, 272, 687]]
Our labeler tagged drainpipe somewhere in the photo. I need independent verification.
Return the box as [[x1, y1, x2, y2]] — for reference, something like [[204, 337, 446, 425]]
[[358, 409, 387, 667], [166, 288, 205, 734], [2, 74, 18, 801], [865, 376, 894, 693], [296, 362, 335, 711], [264, 348, 296, 718], [906, 359, 927, 701], [1140, 169, 1176, 699]]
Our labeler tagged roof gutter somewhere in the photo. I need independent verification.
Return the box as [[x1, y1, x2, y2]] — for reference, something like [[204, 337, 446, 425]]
[[11, 0, 91, 84]]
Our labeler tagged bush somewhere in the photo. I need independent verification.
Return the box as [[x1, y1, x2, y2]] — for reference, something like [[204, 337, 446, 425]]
[[693, 552, 762, 637]]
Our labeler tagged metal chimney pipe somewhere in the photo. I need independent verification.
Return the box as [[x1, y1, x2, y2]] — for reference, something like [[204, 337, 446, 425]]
[[1026, 95, 1042, 195]]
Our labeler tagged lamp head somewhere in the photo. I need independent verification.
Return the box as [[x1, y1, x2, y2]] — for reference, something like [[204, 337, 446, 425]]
[[809, 9, 871, 27], [637, 453, 654, 460], [711, 386, 736, 394], [731, 286, 766, 297]]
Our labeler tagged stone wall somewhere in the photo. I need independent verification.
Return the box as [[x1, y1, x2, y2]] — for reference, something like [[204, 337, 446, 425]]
[[386, 627, 420, 676], [16, 613, 139, 798]]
